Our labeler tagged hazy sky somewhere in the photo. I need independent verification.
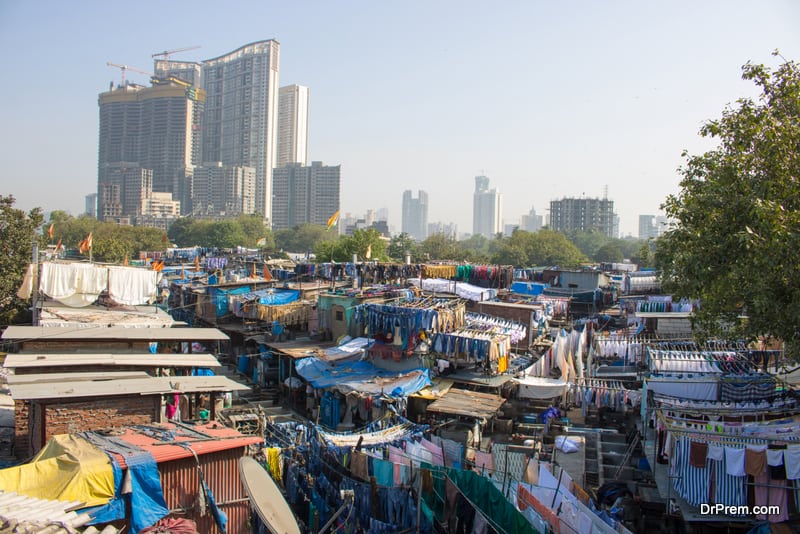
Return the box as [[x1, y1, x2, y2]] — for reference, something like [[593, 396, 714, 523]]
[[1, 1, 798, 237]]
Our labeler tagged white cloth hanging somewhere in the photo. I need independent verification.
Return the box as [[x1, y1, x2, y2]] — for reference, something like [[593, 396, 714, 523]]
[[107, 266, 159, 305]]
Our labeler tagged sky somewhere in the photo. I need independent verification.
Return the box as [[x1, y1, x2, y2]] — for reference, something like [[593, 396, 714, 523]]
[[1, 1, 798, 238]]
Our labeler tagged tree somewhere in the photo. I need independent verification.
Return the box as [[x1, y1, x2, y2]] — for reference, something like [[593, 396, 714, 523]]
[[387, 233, 418, 262], [594, 242, 624, 263], [491, 229, 587, 267], [657, 53, 800, 352], [275, 223, 333, 253], [419, 233, 459, 261], [0, 196, 44, 325]]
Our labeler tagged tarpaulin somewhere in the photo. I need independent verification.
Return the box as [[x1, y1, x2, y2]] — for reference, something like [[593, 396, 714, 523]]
[[210, 286, 251, 316], [295, 358, 431, 397], [0, 434, 114, 507], [248, 288, 300, 305]]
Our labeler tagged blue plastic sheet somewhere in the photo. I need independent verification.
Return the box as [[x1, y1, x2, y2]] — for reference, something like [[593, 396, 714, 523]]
[[295, 358, 431, 397], [510, 281, 546, 296], [125, 452, 169, 533]]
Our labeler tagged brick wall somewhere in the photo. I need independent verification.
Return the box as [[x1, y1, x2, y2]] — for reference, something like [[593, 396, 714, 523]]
[[16, 395, 161, 458]]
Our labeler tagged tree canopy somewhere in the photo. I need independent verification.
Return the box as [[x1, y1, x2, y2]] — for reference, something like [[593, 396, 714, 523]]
[[167, 215, 273, 249], [657, 53, 800, 352], [491, 229, 587, 267], [0, 196, 44, 325]]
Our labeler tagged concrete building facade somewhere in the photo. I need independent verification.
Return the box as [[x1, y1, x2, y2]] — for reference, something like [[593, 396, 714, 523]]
[[277, 84, 310, 167], [402, 190, 429, 242], [272, 162, 340, 230], [200, 40, 280, 224], [472, 176, 502, 238], [549, 197, 616, 237]]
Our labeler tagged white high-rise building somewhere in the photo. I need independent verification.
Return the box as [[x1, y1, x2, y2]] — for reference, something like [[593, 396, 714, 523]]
[[277, 85, 309, 167], [201, 40, 280, 224], [472, 176, 502, 238]]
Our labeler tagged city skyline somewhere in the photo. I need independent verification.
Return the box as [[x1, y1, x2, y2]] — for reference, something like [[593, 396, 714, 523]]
[[1, 2, 799, 236]]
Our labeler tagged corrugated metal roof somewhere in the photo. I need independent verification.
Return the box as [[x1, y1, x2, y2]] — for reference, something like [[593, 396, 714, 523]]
[[9, 375, 250, 400], [4, 352, 222, 369], [2, 325, 230, 341], [105, 423, 262, 467], [0, 490, 95, 531], [7, 371, 151, 384], [263, 339, 336, 359]]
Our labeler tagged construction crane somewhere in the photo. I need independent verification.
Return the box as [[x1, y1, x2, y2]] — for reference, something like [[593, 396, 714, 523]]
[[106, 62, 153, 86], [152, 46, 201, 77], [152, 45, 200, 62]]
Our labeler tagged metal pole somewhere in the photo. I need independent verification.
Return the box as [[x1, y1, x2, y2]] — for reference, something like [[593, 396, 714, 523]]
[[31, 242, 39, 326]]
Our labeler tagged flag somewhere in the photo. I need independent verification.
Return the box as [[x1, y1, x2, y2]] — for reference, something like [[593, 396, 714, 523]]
[[263, 263, 272, 281], [194, 255, 200, 271], [55, 238, 63, 252], [78, 232, 93, 254], [256, 237, 267, 247], [47, 223, 54, 239], [123, 255, 129, 266], [365, 243, 372, 259], [326, 210, 341, 229]]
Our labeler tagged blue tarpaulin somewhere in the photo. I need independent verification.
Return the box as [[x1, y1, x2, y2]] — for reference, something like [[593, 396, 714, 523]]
[[295, 358, 431, 397], [510, 281, 547, 296], [247, 288, 300, 305], [210, 286, 252, 316]]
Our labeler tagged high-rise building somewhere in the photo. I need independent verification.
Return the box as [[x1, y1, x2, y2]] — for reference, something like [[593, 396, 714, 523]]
[[520, 206, 543, 232], [639, 215, 656, 239], [98, 164, 152, 221], [271, 162, 340, 230], [277, 84, 309, 167], [192, 163, 256, 216], [427, 222, 458, 240], [472, 176, 502, 238], [97, 81, 204, 220], [549, 197, 615, 237], [85, 193, 97, 218], [200, 40, 280, 224], [402, 190, 429, 242]]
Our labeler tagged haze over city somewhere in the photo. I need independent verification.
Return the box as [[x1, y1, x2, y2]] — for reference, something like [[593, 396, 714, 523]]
[[1, 1, 799, 236]]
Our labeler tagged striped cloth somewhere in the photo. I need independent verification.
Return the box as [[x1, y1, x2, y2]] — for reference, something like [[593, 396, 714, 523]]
[[713, 451, 746, 512]]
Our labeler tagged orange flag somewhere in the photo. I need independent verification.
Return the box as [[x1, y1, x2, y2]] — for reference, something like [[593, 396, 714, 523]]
[[251, 263, 257, 278], [194, 255, 200, 271], [123, 255, 129, 266], [78, 232, 93, 254], [47, 223, 54, 239], [263, 263, 272, 281], [55, 238, 63, 252]]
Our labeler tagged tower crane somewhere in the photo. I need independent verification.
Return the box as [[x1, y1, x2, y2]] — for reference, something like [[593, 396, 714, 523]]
[[106, 62, 153, 86], [151, 45, 201, 61]]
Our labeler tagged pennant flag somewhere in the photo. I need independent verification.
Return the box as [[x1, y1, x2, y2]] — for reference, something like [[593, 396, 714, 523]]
[[256, 237, 267, 247], [251, 263, 257, 278], [194, 255, 200, 271], [47, 223, 54, 240], [365, 243, 372, 259], [326, 209, 341, 229], [55, 238, 63, 252], [78, 232, 93, 254], [263, 263, 272, 281], [123, 255, 129, 266]]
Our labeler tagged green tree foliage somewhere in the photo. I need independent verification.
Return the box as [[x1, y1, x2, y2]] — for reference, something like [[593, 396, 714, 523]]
[[0, 196, 44, 325], [46, 213, 165, 263], [657, 54, 800, 351], [594, 242, 624, 263], [314, 228, 387, 263], [386, 233, 419, 262], [275, 223, 334, 253], [492, 229, 587, 267], [419, 233, 460, 261], [167, 216, 274, 249]]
